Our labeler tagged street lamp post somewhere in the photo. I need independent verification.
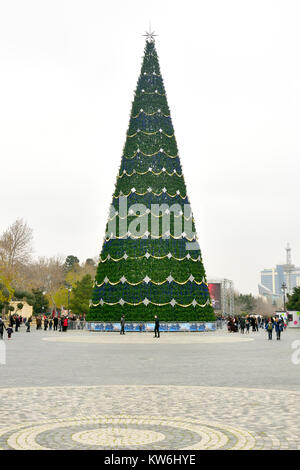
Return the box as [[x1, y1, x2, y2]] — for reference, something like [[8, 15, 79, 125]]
[[67, 287, 72, 315], [281, 282, 287, 312]]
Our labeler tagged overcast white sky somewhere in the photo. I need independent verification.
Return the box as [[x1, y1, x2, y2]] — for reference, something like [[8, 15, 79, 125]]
[[0, 0, 299, 294]]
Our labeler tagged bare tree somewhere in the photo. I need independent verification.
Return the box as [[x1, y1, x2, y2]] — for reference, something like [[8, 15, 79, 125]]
[[253, 296, 277, 317], [0, 219, 33, 279], [29, 256, 65, 308]]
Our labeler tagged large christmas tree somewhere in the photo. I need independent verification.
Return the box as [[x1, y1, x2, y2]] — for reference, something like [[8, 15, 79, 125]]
[[88, 33, 214, 322]]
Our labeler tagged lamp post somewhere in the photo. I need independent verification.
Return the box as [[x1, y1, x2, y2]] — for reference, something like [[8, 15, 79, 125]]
[[67, 287, 72, 316], [41, 290, 47, 317], [281, 282, 287, 312]]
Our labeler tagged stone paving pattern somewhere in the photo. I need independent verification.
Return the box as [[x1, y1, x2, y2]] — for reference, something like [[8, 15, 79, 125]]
[[0, 328, 299, 449]]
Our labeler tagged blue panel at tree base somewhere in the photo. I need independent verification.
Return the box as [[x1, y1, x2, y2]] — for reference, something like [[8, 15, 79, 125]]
[[87, 322, 216, 332]]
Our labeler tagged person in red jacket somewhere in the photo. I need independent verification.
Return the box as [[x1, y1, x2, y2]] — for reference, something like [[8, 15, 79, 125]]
[[63, 316, 68, 332]]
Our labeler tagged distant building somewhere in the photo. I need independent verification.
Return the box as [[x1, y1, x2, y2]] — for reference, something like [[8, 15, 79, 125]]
[[259, 244, 300, 298], [9, 301, 33, 318]]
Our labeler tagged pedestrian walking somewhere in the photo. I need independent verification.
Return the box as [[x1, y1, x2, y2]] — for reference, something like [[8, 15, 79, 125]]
[[266, 319, 274, 340], [154, 315, 160, 338], [7, 326, 13, 339], [120, 315, 125, 335], [274, 319, 283, 340]]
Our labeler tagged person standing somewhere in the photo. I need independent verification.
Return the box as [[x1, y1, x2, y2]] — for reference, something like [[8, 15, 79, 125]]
[[245, 318, 250, 334], [53, 316, 58, 331], [154, 315, 160, 338], [250, 316, 255, 332], [15, 315, 20, 332], [63, 316, 68, 332], [0, 317, 6, 340], [36, 317, 42, 330], [239, 317, 246, 334], [120, 315, 125, 335], [25, 317, 32, 332]]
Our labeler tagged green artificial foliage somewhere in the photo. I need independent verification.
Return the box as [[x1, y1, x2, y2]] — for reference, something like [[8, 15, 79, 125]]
[[88, 38, 214, 323]]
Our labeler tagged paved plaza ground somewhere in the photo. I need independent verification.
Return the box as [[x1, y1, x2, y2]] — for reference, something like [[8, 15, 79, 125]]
[[0, 326, 300, 450]]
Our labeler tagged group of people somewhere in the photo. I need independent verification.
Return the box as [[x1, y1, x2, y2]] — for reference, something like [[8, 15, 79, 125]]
[[265, 317, 285, 340], [226, 314, 286, 340], [1, 311, 287, 342], [0, 316, 13, 339], [0, 313, 87, 338], [35, 315, 69, 332]]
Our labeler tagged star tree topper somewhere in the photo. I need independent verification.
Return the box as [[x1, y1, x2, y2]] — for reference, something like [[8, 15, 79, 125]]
[[143, 25, 157, 42]]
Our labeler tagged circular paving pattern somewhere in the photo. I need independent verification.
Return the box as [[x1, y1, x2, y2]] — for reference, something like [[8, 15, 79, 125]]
[[72, 426, 165, 447], [0, 385, 299, 450], [0, 415, 257, 450]]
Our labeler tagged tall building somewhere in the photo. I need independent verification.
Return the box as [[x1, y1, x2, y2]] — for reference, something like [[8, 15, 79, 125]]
[[259, 244, 300, 298]]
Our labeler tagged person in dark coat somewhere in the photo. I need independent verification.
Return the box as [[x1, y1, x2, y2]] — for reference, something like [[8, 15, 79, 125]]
[[7, 326, 13, 339], [120, 315, 125, 335], [0, 317, 6, 340], [44, 317, 49, 331], [274, 319, 283, 340], [25, 317, 32, 332], [154, 315, 160, 338], [239, 317, 246, 334], [53, 317, 58, 331], [266, 319, 274, 340], [36, 317, 42, 330], [15, 316, 20, 332]]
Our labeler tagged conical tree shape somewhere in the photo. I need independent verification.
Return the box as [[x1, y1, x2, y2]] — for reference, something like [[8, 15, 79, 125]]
[[88, 38, 214, 322]]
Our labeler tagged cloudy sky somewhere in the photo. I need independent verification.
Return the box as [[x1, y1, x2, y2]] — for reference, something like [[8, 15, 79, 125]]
[[0, 0, 299, 294]]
